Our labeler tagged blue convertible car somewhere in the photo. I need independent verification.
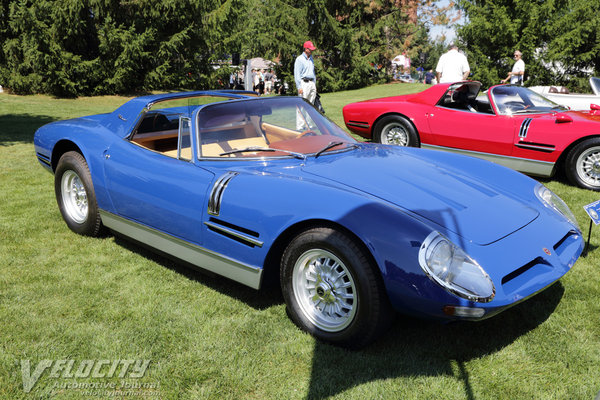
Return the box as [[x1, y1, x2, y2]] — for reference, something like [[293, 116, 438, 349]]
[[34, 91, 583, 348]]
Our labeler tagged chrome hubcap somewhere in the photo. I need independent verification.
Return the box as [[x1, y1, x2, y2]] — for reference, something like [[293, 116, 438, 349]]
[[292, 249, 357, 332], [382, 123, 409, 146], [577, 146, 600, 187], [61, 170, 88, 223]]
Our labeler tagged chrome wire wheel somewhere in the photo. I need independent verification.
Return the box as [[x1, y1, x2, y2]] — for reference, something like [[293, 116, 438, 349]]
[[381, 122, 409, 146], [60, 170, 88, 224], [576, 145, 600, 188], [292, 249, 357, 332]]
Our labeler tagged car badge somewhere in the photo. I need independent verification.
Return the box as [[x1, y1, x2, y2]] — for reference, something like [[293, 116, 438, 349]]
[[543, 248, 551, 256]]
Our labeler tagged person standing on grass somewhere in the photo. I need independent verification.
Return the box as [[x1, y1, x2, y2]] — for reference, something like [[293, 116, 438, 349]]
[[294, 40, 317, 105], [436, 42, 470, 83], [501, 50, 525, 85]]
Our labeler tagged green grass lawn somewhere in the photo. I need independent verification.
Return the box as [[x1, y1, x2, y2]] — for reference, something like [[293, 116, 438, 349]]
[[1, 85, 600, 399]]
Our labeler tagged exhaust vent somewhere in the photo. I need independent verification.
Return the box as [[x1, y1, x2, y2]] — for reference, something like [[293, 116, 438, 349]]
[[208, 171, 238, 216]]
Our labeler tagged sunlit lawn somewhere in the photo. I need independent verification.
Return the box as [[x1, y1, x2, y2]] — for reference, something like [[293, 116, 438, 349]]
[[1, 84, 599, 399]]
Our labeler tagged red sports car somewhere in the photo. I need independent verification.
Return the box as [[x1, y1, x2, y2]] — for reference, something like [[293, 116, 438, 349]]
[[343, 81, 600, 190]]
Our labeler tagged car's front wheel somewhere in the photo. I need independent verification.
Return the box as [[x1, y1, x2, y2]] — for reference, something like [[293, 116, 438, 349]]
[[54, 151, 104, 236], [373, 115, 419, 146], [565, 138, 600, 191], [280, 227, 393, 348]]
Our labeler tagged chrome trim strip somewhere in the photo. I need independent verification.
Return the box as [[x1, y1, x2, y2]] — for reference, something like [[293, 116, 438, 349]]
[[204, 221, 264, 247], [36, 153, 51, 166], [99, 210, 262, 289], [422, 144, 555, 177], [515, 142, 555, 153], [347, 121, 370, 129], [208, 172, 238, 216]]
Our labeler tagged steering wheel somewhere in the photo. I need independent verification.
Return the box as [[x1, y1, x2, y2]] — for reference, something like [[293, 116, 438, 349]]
[[299, 130, 317, 137], [504, 101, 529, 111]]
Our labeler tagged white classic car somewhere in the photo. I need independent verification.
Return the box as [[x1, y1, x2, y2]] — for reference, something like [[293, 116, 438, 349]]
[[529, 77, 600, 110]]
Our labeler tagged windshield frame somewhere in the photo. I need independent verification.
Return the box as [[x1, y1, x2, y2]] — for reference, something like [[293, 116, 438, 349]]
[[490, 85, 568, 115], [194, 96, 357, 161]]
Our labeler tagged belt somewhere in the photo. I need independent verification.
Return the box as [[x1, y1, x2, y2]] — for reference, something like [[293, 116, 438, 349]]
[[302, 78, 314, 82]]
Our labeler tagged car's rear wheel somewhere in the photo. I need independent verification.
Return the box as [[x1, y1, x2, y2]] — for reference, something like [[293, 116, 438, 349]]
[[55, 151, 104, 236], [565, 138, 600, 191], [280, 227, 393, 348], [373, 115, 419, 146]]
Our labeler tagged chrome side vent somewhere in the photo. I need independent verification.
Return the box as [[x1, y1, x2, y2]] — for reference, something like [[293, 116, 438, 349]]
[[208, 172, 238, 216], [518, 118, 533, 138]]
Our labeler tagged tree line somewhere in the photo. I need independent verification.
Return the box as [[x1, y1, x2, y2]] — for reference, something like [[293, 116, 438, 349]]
[[457, 0, 599, 92], [0, 0, 435, 97], [0, 0, 598, 97]]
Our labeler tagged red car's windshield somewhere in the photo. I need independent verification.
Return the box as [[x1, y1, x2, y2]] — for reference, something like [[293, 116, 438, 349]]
[[491, 85, 568, 115]]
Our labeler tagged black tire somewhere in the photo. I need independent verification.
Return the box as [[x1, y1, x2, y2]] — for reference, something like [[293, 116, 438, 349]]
[[373, 115, 420, 146], [54, 151, 104, 236], [565, 138, 600, 191], [280, 227, 393, 348]]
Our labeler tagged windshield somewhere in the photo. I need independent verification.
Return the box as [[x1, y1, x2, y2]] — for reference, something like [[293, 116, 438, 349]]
[[491, 85, 567, 115], [196, 97, 356, 159]]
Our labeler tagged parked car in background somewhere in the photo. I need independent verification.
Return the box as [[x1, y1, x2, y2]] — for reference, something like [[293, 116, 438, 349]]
[[343, 81, 600, 191], [35, 92, 583, 347], [530, 77, 600, 110]]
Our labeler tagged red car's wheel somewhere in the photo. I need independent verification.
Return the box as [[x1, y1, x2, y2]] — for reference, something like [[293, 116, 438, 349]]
[[565, 138, 600, 191], [373, 115, 420, 146]]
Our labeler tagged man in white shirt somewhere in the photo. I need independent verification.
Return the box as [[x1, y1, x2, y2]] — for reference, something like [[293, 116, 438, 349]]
[[501, 50, 525, 85], [436, 43, 470, 83]]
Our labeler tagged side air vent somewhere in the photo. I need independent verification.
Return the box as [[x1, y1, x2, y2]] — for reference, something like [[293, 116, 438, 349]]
[[515, 141, 555, 153], [208, 171, 238, 216], [205, 217, 263, 248], [518, 118, 533, 138], [347, 120, 370, 129]]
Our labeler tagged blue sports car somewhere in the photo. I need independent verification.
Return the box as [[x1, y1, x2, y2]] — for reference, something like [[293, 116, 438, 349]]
[[34, 91, 583, 348]]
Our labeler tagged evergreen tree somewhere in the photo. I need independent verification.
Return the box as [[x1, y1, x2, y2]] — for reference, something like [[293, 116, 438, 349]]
[[0, 0, 246, 96], [456, 0, 600, 91]]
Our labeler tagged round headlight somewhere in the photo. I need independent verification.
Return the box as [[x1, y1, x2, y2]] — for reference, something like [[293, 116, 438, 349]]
[[418, 232, 495, 303], [535, 185, 580, 232]]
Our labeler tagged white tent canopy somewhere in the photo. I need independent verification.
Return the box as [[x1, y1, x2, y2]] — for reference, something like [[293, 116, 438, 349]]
[[249, 57, 274, 70]]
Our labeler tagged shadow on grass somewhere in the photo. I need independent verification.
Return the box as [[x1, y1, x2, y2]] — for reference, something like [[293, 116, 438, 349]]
[[306, 282, 564, 400], [112, 234, 283, 311], [112, 229, 565, 399], [0, 114, 58, 145]]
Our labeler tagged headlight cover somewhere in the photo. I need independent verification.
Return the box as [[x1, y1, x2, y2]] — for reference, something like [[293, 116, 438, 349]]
[[535, 184, 580, 232], [418, 232, 495, 303]]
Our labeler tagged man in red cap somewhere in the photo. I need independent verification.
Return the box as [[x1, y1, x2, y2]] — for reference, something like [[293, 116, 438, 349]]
[[294, 40, 317, 105]]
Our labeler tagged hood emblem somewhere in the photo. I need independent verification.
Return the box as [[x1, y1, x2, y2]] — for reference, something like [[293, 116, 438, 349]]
[[543, 247, 551, 256]]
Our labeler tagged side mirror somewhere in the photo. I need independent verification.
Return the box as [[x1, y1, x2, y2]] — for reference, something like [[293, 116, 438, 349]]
[[555, 114, 573, 124]]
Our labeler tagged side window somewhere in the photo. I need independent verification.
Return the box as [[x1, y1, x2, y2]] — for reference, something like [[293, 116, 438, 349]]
[[130, 111, 180, 153], [128, 95, 234, 158], [178, 117, 192, 161]]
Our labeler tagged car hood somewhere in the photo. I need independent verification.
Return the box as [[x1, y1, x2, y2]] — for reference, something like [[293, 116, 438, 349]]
[[301, 146, 539, 245]]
